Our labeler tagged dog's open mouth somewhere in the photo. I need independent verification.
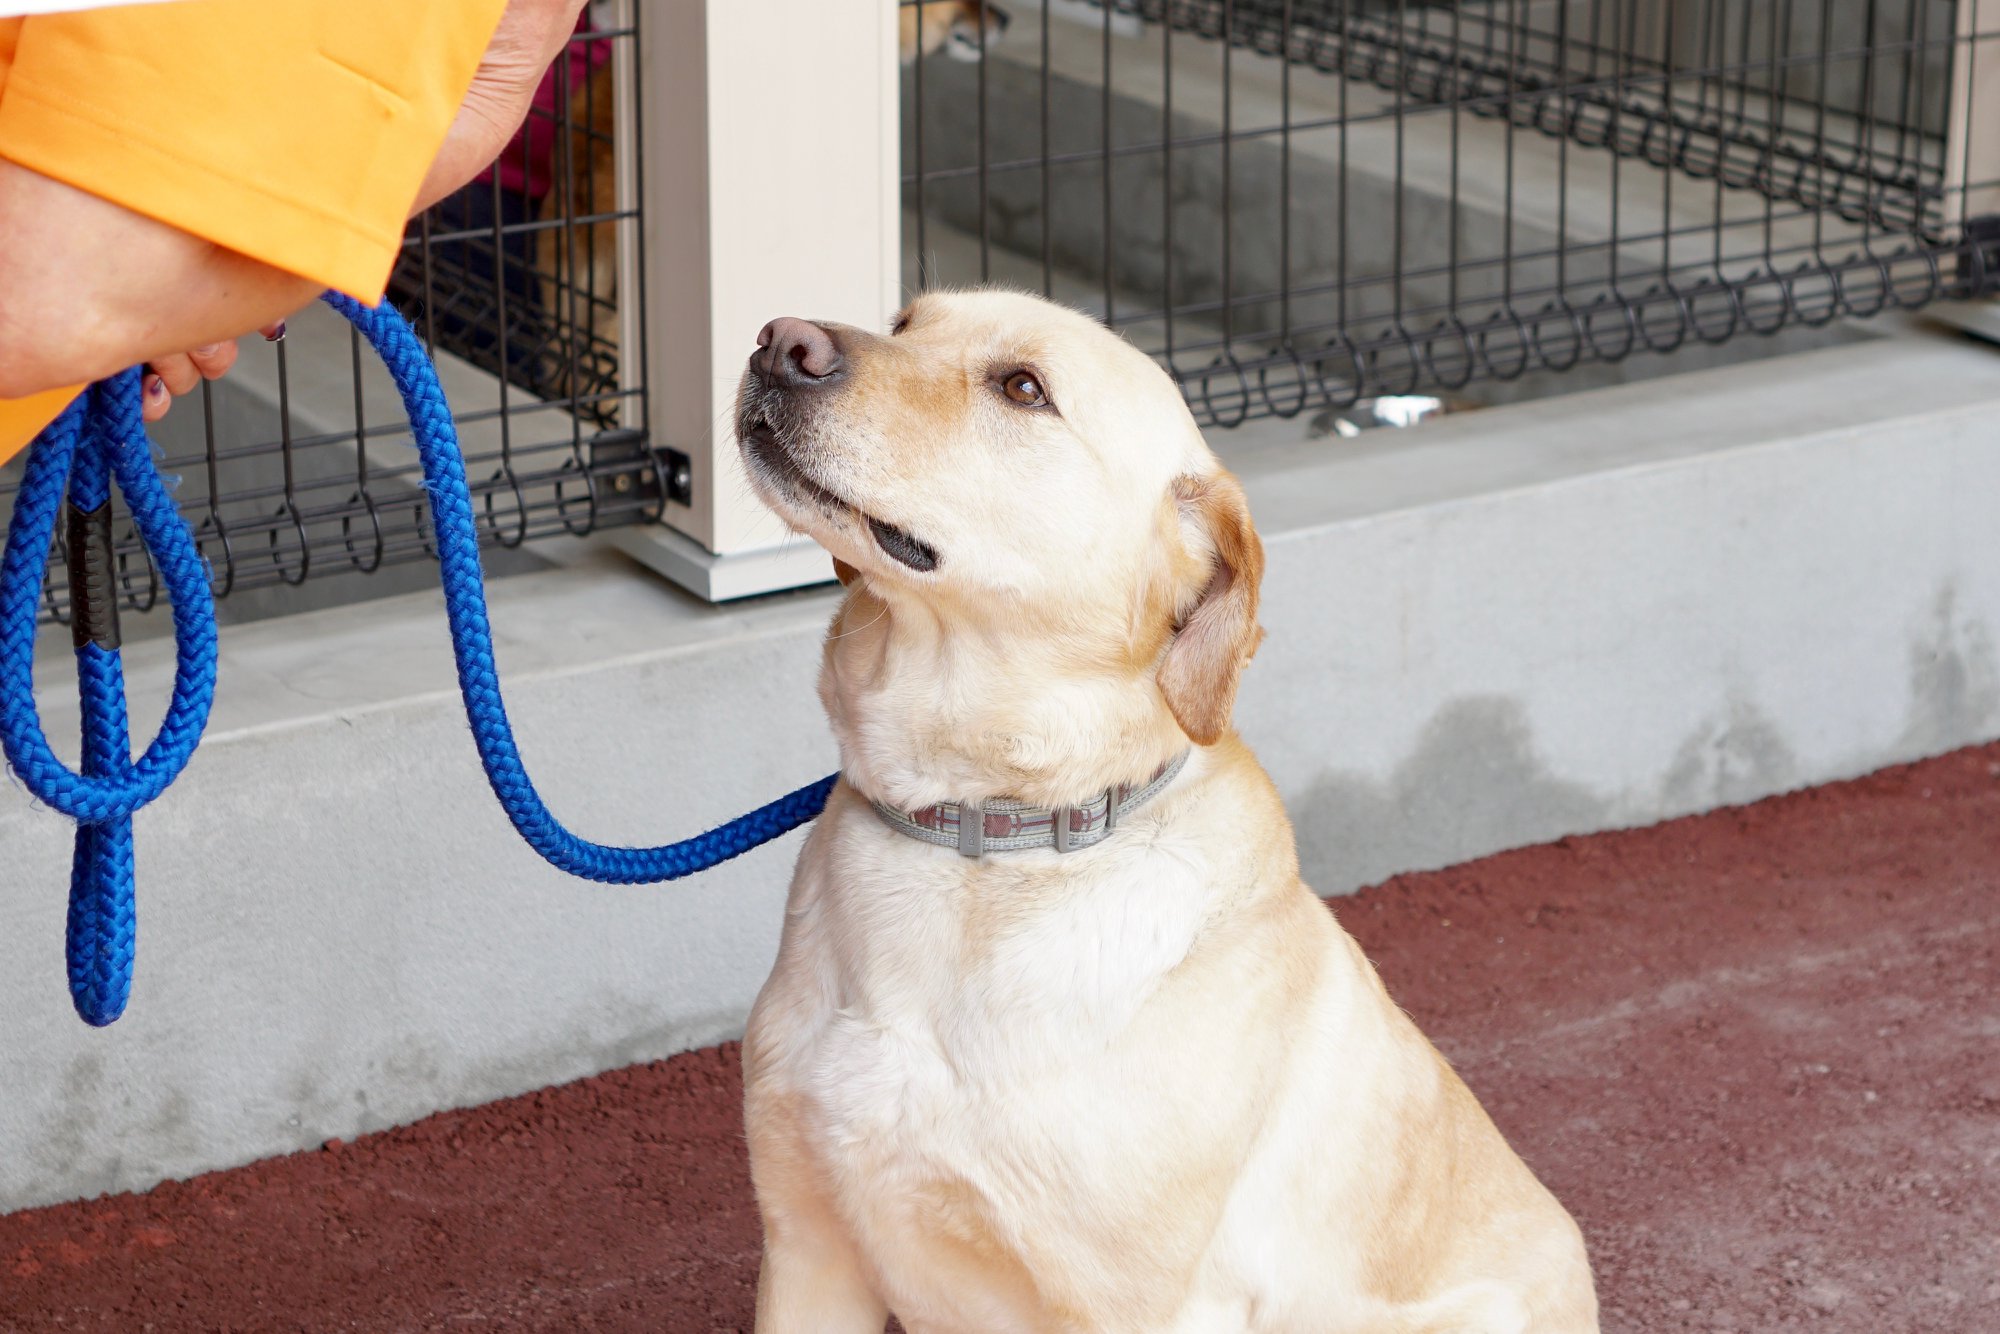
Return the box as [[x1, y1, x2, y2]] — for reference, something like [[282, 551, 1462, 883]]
[[742, 418, 939, 573]]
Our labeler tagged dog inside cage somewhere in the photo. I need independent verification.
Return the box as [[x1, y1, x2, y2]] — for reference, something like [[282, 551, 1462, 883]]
[[390, 15, 632, 428], [906, 0, 1016, 60]]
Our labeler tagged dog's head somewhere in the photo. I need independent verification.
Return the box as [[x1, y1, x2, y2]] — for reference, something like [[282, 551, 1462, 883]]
[[942, 1, 1010, 61], [736, 289, 1262, 759], [901, 1, 1011, 64]]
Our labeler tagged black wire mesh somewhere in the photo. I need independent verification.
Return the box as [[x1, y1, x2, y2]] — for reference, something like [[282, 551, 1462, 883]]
[[903, 0, 2000, 426], [5, 17, 656, 627]]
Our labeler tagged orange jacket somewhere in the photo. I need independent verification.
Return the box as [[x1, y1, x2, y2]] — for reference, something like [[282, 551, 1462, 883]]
[[0, 0, 504, 465]]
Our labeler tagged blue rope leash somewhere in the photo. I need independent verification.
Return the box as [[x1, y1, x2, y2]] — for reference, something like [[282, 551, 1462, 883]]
[[2, 295, 835, 1026]]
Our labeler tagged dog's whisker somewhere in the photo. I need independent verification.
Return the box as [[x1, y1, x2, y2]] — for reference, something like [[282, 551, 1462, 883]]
[[823, 599, 887, 642]]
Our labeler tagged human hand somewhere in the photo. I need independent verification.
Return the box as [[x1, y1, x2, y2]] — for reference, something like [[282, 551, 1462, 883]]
[[413, 0, 593, 215], [139, 321, 287, 423]]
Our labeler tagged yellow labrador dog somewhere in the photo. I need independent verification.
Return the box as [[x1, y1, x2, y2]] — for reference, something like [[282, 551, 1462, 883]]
[[734, 290, 1597, 1334]]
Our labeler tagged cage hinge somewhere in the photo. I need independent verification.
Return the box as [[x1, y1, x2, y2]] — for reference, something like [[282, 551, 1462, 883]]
[[661, 448, 693, 508], [588, 429, 691, 516]]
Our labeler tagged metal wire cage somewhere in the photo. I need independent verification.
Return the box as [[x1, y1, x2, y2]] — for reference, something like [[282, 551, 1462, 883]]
[[4, 15, 658, 628], [903, 0, 2000, 426]]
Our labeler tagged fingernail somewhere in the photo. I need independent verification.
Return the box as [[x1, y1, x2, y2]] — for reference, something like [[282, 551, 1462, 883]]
[[263, 322, 287, 343], [193, 343, 223, 357], [145, 376, 167, 400]]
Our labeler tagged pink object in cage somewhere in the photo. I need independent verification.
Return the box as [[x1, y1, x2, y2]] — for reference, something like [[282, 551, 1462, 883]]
[[475, 17, 612, 204]]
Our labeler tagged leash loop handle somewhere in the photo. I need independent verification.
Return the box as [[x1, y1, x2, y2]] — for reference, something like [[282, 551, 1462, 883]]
[[0, 371, 220, 1023], [0, 373, 220, 825], [2, 298, 834, 1026]]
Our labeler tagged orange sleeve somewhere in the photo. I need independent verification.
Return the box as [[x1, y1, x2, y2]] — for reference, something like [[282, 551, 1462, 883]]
[[0, 0, 505, 466], [0, 0, 504, 299], [0, 384, 82, 467], [0, 21, 67, 466]]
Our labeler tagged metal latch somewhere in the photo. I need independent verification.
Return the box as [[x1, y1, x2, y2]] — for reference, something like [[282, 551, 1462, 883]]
[[587, 429, 692, 517]]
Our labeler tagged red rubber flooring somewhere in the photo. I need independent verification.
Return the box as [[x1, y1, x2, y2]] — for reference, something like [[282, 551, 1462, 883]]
[[4, 742, 1997, 1332]]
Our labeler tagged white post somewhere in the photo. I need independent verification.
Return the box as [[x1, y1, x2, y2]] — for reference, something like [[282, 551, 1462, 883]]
[[1926, 0, 2000, 344], [615, 0, 902, 601], [1946, 0, 2000, 232]]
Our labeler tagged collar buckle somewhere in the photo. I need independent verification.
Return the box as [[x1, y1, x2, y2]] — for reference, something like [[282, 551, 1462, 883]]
[[957, 798, 984, 858]]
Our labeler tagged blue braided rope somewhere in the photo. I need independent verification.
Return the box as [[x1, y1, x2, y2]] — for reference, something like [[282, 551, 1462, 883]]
[[64, 384, 139, 1024], [326, 291, 835, 883], [0, 371, 211, 1024]]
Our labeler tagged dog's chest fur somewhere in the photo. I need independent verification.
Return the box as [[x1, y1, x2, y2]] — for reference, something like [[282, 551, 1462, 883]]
[[747, 773, 1304, 1325]]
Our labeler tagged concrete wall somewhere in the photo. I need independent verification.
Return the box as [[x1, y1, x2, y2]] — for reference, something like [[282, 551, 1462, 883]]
[[1234, 326, 2000, 888], [5, 325, 1999, 1213]]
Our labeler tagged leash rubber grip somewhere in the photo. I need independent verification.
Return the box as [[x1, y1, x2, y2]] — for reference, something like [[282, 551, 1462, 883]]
[[64, 499, 120, 653]]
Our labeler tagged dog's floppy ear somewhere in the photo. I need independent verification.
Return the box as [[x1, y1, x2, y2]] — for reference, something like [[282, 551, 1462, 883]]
[[1158, 470, 1265, 746]]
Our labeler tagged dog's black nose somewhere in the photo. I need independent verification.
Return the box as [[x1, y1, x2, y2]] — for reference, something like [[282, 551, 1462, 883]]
[[753, 317, 845, 387]]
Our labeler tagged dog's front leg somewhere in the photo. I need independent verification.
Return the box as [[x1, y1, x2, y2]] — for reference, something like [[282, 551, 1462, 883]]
[[754, 1210, 889, 1334]]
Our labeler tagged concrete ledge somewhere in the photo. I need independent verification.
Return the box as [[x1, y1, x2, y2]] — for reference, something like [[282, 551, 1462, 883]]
[[6, 327, 2000, 1212]]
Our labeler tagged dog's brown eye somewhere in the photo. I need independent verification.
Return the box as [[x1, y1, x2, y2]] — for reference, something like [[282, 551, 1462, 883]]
[[1002, 370, 1046, 406], [890, 314, 911, 335]]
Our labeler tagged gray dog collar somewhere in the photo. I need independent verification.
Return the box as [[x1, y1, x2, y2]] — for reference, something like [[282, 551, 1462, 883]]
[[868, 751, 1191, 857]]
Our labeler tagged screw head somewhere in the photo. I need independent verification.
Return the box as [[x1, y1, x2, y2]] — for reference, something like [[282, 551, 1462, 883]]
[[613, 474, 633, 494], [671, 465, 692, 494]]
